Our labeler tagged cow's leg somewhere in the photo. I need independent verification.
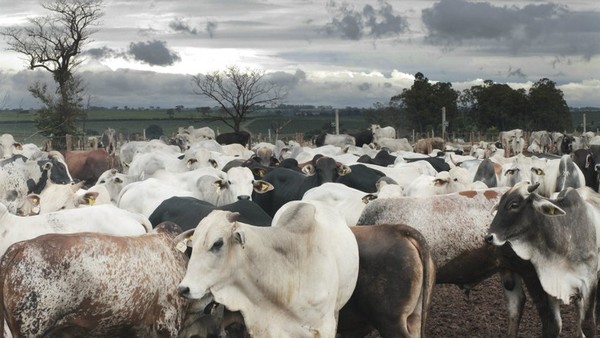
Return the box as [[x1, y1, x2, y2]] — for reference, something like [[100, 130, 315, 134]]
[[500, 269, 525, 338], [577, 282, 597, 338], [522, 270, 562, 337], [499, 246, 561, 337]]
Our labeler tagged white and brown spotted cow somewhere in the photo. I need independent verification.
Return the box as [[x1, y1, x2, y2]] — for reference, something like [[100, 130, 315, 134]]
[[0, 222, 213, 338]]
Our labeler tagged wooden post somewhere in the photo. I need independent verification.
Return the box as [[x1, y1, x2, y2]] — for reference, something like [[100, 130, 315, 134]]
[[66, 134, 72, 151]]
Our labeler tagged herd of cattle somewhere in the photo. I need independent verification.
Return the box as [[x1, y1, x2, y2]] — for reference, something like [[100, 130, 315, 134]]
[[1, 124, 600, 337]]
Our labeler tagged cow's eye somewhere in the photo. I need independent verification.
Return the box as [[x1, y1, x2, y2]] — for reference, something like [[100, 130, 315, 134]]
[[210, 238, 224, 252], [508, 202, 519, 210]]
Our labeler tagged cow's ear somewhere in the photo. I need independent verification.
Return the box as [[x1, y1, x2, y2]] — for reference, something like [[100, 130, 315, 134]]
[[531, 167, 545, 176], [213, 179, 227, 190], [42, 162, 53, 171], [208, 159, 218, 168], [586, 154, 593, 168], [186, 158, 197, 169], [14, 143, 22, 151], [251, 167, 267, 178], [302, 164, 315, 176], [27, 194, 40, 207], [253, 180, 274, 194], [532, 199, 566, 216], [362, 194, 377, 204], [433, 178, 448, 186], [233, 229, 246, 248], [337, 164, 351, 176], [80, 191, 99, 206]]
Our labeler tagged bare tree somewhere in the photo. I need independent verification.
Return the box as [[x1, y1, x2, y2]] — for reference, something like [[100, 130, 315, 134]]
[[1, 0, 103, 149], [192, 65, 287, 132]]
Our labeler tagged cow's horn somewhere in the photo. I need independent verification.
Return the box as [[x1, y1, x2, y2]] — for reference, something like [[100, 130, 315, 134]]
[[527, 182, 541, 193]]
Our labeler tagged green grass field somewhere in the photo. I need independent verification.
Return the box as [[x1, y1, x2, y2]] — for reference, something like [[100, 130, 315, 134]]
[[0, 109, 370, 146]]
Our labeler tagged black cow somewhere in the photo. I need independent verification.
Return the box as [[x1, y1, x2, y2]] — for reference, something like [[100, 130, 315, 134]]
[[572, 146, 600, 191], [347, 129, 373, 147], [356, 149, 397, 167], [485, 183, 599, 338], [337, 163, 386, 193], [252, 155, 351, 217], [149, 197, 272, 231], [216, 131, 251, 147], [404, 156, 451, 172], [561, 134, 575, 154]]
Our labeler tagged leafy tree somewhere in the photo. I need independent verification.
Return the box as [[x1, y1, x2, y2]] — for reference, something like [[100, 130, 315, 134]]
[[528, 78, 571, 131], [166, 108, 175, 119], [390, 72, 458, 135], [1, 0, 104, 150], [461, 80, 528, 131], [192, 65, 287, 132]]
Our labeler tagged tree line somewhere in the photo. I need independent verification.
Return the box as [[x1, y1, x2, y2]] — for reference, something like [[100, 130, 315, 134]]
[[368, 72, 572, 139]]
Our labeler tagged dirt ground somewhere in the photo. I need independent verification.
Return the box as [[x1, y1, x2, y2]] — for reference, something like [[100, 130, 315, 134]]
[[423, 277, 587, 338]]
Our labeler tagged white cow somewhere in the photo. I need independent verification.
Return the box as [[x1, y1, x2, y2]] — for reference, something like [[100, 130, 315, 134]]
[[529, 155, 586, 198], [499, 129, 523, 157], [178, 200, 359, 338], [17, 181, 113, 216], [0, 134, 22, 159], [302, 182, 367, 226], [194, 167, 273, 207], [0, 203, 151, 256], [119, 140, 180, 170], [371, 124, 396, 143], [127, 150, 192, 178], [374, 137, 412, 152], [94, 169, 141, 203], [117, 178, 195, 218]]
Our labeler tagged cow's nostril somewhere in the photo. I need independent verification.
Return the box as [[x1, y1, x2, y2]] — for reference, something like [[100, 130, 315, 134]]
[[238, 195, 250, 200], [484, 234, 494, 244], [178, 286, 190, 297]]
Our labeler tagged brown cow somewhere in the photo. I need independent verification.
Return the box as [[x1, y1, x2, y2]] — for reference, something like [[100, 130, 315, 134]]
[[0, 222, 213, 338], [338, 224, 436, 338], [63, 148, 120, 187], [414, 137, 445, 154]]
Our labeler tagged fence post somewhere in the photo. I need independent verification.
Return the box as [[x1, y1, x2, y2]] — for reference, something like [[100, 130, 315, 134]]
[[66, 134, 72, 151]]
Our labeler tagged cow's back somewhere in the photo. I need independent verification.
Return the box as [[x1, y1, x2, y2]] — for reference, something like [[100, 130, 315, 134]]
[[0, 231, 189, 338]]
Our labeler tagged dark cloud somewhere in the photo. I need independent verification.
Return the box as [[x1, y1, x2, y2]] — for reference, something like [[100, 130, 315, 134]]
[[422, 0, 600, 59], [169, 18, 198, 35], [507, 67, 527, 79], [128, 40, 181, 66], [324, 0, 408, 40], [84, 47, 120, 60], [358, 82, 371, 91], [206, 21, 218, 38]]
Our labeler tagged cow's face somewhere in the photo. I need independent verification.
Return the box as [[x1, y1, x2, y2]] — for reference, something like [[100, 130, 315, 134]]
[[486, 182, 565, 253], [179, 210, 242, 300], [216, 167, 273, 202]]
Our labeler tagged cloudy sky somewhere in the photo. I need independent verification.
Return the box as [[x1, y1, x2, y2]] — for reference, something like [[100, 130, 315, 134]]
[[0, 0, 599, 110]]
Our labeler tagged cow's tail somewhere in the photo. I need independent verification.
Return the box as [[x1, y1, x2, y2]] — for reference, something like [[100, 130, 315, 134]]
[[0, 243, 24, 338], [400, 224, 436, 338]]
